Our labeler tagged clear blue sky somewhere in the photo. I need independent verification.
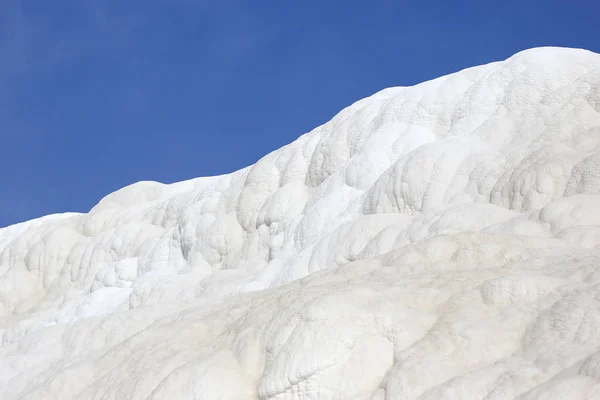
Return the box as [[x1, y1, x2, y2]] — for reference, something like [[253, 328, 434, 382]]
[[1, 0, 599, 227]]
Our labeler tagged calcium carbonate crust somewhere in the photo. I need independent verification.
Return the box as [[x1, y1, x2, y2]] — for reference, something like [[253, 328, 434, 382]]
[[1, 46, 600, 399]]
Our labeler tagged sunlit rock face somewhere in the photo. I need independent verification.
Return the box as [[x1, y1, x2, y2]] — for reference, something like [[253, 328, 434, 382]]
[[2, 47, 600, 399]]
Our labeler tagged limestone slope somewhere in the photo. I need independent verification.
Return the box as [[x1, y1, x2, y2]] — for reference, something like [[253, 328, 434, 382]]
[[1, 47, 600, 399]]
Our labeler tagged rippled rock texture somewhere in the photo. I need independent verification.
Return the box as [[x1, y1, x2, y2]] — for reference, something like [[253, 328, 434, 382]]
[[2, 47, 600, 399]]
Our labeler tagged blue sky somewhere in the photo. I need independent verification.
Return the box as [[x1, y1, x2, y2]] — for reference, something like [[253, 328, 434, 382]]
[[1, 0, 599, 227]]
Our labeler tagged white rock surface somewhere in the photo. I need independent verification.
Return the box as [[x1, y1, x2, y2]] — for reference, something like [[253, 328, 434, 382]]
[[2, 46, 600, 399]]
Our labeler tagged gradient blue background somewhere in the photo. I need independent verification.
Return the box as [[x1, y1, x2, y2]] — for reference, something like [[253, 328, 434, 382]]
[[1, 0, 599, 227]]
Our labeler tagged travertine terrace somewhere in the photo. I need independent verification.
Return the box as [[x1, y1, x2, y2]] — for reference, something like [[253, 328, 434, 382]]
[[2, 47, 600, 399]]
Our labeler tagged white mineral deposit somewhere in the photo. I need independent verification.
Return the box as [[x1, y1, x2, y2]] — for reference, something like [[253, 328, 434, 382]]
[[1, 46, 600, 399]]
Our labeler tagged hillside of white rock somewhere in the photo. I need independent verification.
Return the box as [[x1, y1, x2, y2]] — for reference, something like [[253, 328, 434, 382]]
[[1, 47, 600, 399]]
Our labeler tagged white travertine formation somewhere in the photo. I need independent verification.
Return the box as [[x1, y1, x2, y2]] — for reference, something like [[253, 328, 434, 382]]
[[2, 47, 600, 399]]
